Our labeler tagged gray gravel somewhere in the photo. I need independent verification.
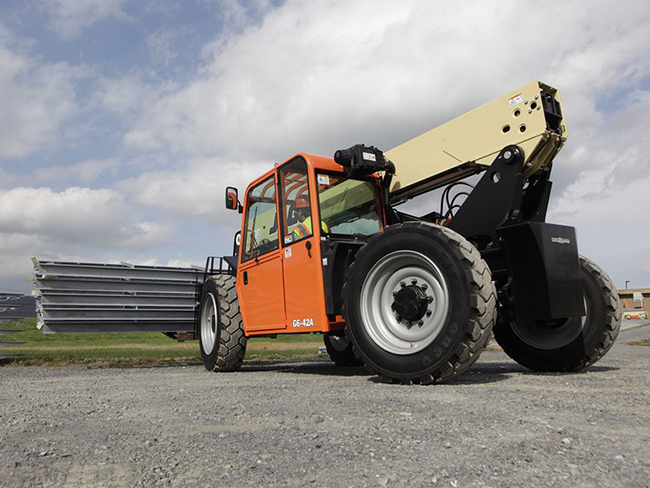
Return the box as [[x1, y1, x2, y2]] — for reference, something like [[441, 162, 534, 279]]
[[1, 325, 649, 488]]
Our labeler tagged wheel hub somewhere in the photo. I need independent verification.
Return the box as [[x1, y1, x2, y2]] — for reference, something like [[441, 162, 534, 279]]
[[391, 281, 430, 323]]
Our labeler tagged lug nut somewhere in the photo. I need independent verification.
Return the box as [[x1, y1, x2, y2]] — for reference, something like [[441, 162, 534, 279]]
[[400, 281, 406, 288], [411, 279, 417, 285], [418, 320, 424, 327], [427, 296, 434, 303], [426, 310, 432, 317], [406, 322, 412, 329], [420, 284, 428, 291]]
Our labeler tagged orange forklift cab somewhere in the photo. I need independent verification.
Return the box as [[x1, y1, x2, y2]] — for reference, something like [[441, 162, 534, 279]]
[[236, 153, 384, 337]]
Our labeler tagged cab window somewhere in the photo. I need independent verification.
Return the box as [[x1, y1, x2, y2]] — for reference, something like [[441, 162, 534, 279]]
[[317, 173, 382, 237], [241, 175, 279, 262], [280, 158, 313, 245]]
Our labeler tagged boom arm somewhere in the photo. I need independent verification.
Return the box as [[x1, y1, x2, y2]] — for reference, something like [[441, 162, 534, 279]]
[[385, 81, 567, 204], [361, 81, 581, 322]]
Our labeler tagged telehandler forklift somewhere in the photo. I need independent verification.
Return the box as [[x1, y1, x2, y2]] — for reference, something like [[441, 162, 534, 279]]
[[201, 80, 621, 384]]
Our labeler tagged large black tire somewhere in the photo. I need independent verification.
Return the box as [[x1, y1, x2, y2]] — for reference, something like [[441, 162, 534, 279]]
[[493, 256, 621, 372], [342, 222, 497, 384], [199, 275, 247, 372], [323, 332, 363, 367]]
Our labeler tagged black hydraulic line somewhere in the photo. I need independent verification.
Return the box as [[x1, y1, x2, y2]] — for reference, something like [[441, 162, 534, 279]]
[[381, 159, 401, 225], [440, 181, 474, 218]]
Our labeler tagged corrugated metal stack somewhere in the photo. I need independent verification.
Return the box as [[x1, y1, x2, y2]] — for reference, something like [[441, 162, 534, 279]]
[[0, 293, 27, 359], [32, 259, 203, 334]]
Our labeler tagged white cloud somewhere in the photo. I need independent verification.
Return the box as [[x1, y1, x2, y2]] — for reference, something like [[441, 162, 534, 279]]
[[549, 86, 650, 225], [123, 130, 164, 152], [0, 185, 172, 292], [91, 74, 154, 118], [0, 30, 88, 160], [118, 157, 268, 222], [146, 28, 179, 66], [0, 233, 48, 289], [42, 0, 129, 40], [0, 186, 166, 247], [124, 0, 650, 167], [4, 159, 120, 189], [200, 0, 277, 59]]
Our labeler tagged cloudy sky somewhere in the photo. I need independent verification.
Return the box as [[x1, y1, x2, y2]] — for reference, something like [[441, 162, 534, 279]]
[[0, 0, 649, 293]]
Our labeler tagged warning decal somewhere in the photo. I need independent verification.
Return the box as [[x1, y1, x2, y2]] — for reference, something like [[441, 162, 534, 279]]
[[509, 94, 524, 107]]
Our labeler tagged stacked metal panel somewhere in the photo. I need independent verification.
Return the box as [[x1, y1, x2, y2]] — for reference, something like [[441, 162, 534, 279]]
[[0, 293, 27, 359], [0, 293, 21, 318], [32, 259, 203, 334]]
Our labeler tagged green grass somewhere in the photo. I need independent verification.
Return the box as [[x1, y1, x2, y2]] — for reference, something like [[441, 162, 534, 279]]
[[0, 318, 323, 366], [4, 317, 648, 366]]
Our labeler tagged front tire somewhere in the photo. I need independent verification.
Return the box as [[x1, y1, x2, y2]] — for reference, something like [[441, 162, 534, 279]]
[[342, 222, 497, 384], [493, 256, 621, 372], [199, 275, 247, 372]]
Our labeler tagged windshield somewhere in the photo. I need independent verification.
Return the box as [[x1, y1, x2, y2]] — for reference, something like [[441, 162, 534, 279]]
[[317, 173, 382, 237]]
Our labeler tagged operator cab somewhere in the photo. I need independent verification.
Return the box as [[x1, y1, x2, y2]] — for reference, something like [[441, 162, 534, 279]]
[[225, 153, 384, 336]]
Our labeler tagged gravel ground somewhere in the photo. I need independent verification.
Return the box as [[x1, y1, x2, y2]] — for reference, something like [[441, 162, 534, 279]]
[[1, 324, 649, 488]]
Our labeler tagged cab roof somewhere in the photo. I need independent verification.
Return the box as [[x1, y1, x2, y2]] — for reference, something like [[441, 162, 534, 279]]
[[245, 153, 346, 193]]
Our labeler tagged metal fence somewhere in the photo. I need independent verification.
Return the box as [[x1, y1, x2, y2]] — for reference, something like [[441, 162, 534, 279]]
[[32, 259, 204, 334]]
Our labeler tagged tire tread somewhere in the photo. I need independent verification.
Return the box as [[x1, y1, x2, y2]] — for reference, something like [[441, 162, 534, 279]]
[[207, 275, 247, 372], [578, 256, 621, 369], [342, 222, 497, 384]]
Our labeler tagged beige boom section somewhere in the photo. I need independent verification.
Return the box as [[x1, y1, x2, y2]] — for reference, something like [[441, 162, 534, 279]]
[[386, 81, 568, 203]]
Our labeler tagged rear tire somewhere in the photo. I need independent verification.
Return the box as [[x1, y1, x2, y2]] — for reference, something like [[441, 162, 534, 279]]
[[342, 222, 497, 384], [323, 332, 363, 367], [199, 275, 247, 372], [493, 256, 621, 372]]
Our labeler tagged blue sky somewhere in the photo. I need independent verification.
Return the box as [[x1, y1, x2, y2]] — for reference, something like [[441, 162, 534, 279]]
[[1, 0, 649, 293]]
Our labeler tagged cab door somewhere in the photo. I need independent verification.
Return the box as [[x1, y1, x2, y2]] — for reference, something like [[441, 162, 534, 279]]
[[278, 158, 328, 332], [237, 174, 286, 332]]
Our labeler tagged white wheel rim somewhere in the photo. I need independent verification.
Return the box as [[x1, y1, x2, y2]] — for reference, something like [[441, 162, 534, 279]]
[[360, 250, 450, 355], [201, 292, 218, 353]]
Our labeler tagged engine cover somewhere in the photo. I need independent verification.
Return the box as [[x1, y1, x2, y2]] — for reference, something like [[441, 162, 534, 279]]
[[333, 144, 386, 178]]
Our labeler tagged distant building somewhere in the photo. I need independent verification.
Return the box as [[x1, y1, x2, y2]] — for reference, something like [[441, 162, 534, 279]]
[[618, 288, 649, 320]]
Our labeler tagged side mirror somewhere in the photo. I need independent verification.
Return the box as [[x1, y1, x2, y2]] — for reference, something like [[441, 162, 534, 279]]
[[225, 187, 240, 212]]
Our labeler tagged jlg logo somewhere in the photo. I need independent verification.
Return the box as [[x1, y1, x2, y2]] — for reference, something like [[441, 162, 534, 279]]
[[551, 237, 571, 244]]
